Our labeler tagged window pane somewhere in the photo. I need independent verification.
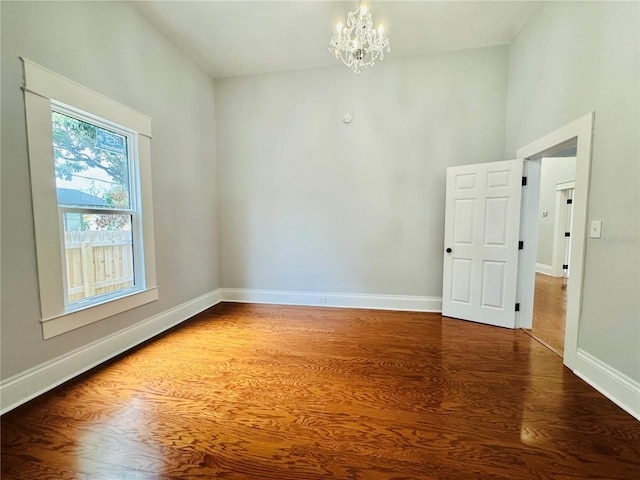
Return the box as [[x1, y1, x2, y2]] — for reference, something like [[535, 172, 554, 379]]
[[63, 213, 135, 304], [52, 111, 131, 209]]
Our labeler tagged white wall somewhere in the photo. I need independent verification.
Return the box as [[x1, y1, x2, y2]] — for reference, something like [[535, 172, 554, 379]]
[[0, 2, 219, 380], [536, 156, 576, 268], [505, 1, 639, 381], [215, 46, 508, 298]]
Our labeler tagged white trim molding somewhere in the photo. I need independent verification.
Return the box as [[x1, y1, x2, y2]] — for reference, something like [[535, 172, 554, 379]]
[[5, 288, 636, 422], [220, 288, 442, 313], [535, 263, 554, 276], [0, 290, 222, 415], [22, 58, 159, 339], [573, 349, 640, 420], [550, 182, 575, 278], [516, 112, 594, 368], [22, 58, 151, 136], [42, 287, 159, 339], [1, 288, 439, 414]]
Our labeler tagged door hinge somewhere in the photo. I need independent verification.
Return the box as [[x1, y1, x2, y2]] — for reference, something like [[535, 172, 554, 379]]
[[563, 264, 569, 270], [565, 232, 571, 237], [521, 176, 528, 186], [515, 303, 520, 312], [567, 198, 573, 205], [518, 241, 524, 250]]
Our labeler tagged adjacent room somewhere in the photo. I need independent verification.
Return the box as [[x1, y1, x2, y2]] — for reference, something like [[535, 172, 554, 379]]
[[1, 1, 639, 478]]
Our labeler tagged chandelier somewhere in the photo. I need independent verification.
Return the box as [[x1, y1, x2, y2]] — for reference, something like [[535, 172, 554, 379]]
[[329, 2, 390, 74]]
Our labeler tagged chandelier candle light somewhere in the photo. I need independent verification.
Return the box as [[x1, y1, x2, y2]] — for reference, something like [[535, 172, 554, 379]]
[[329, 2, 390, 74]]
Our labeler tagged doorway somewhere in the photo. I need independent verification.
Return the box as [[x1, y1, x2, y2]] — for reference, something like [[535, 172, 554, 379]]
[[515, 112, 594, 370], [525, 154, 576, 356]]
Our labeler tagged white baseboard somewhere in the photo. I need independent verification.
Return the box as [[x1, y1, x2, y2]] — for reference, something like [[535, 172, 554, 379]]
[[4, 288, 636, 422], [0, 288, 439, 414], [220, 288, 442, 312], [573, 349, 640, 420], [535, 263, 555, 276], [0, 289, 222, 415]]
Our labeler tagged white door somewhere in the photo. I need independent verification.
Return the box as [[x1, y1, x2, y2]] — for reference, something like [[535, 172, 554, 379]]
[[442, 159, 524, 328]]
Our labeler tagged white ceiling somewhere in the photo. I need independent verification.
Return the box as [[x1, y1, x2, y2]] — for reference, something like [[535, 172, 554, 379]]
[[132, 1, 541, 79]]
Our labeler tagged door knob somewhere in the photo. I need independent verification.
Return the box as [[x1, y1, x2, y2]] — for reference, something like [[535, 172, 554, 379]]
[[446, 248, 452, 253]]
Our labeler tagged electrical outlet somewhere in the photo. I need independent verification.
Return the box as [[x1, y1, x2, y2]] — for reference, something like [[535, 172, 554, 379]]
[[318, 297, 328, 304]]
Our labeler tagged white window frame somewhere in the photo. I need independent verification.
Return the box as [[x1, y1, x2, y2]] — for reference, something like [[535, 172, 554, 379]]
[[22, 58, 158, 339], [52, 102, 144, 309]]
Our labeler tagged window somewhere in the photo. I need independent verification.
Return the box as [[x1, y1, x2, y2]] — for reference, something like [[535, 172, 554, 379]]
[[22, 59, 158, 339], [53, 105, 141, 307]]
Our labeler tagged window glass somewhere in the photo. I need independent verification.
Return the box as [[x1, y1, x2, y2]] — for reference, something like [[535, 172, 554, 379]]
[[62, 213, 135, 304], [52, 108, 139, 307], [52, 111, 131, 209]]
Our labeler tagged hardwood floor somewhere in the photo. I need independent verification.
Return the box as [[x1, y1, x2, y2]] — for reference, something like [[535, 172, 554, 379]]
[[529, 273, 567, 356], [2, 303, 639, 479]]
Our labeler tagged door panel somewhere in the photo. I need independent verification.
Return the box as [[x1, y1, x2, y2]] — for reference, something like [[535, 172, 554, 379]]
[[453, 199, 475, 244], [486, 169, 511, 188], [484, 197, 509, 245], [481, 260, 505, 308], [455, 172, 477, 189], [442, 159, 523, 328], [451, 259, 473, 304]]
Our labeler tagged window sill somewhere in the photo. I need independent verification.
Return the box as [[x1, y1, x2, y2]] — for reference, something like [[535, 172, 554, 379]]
[[41, 287, 159, 339]]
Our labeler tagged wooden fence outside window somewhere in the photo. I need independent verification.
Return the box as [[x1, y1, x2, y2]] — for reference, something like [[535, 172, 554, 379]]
[[64, 230, 134, 302]]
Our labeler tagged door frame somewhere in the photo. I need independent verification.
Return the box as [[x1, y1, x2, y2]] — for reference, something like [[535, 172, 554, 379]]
[[515, 112, 594, 370], [551, 182, 575, 278]]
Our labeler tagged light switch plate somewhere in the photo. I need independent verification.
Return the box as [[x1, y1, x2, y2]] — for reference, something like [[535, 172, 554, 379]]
[[590, 220, 602, 238]]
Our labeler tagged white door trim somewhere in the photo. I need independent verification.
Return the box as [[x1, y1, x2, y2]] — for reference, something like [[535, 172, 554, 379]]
[[551, 182, 575, 277], [556, 180, 575, 191], [516, 112, 594, 370]]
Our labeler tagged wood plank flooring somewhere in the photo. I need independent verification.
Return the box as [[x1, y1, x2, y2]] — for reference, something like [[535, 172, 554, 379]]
[[2, 303, 639, 479], [529, 273, 567, 356]]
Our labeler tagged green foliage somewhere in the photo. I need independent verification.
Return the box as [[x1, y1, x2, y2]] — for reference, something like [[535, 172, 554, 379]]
[[104, 185, 130, 208], [95, 186, 130, 230], [94, 214, 129, 231]]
